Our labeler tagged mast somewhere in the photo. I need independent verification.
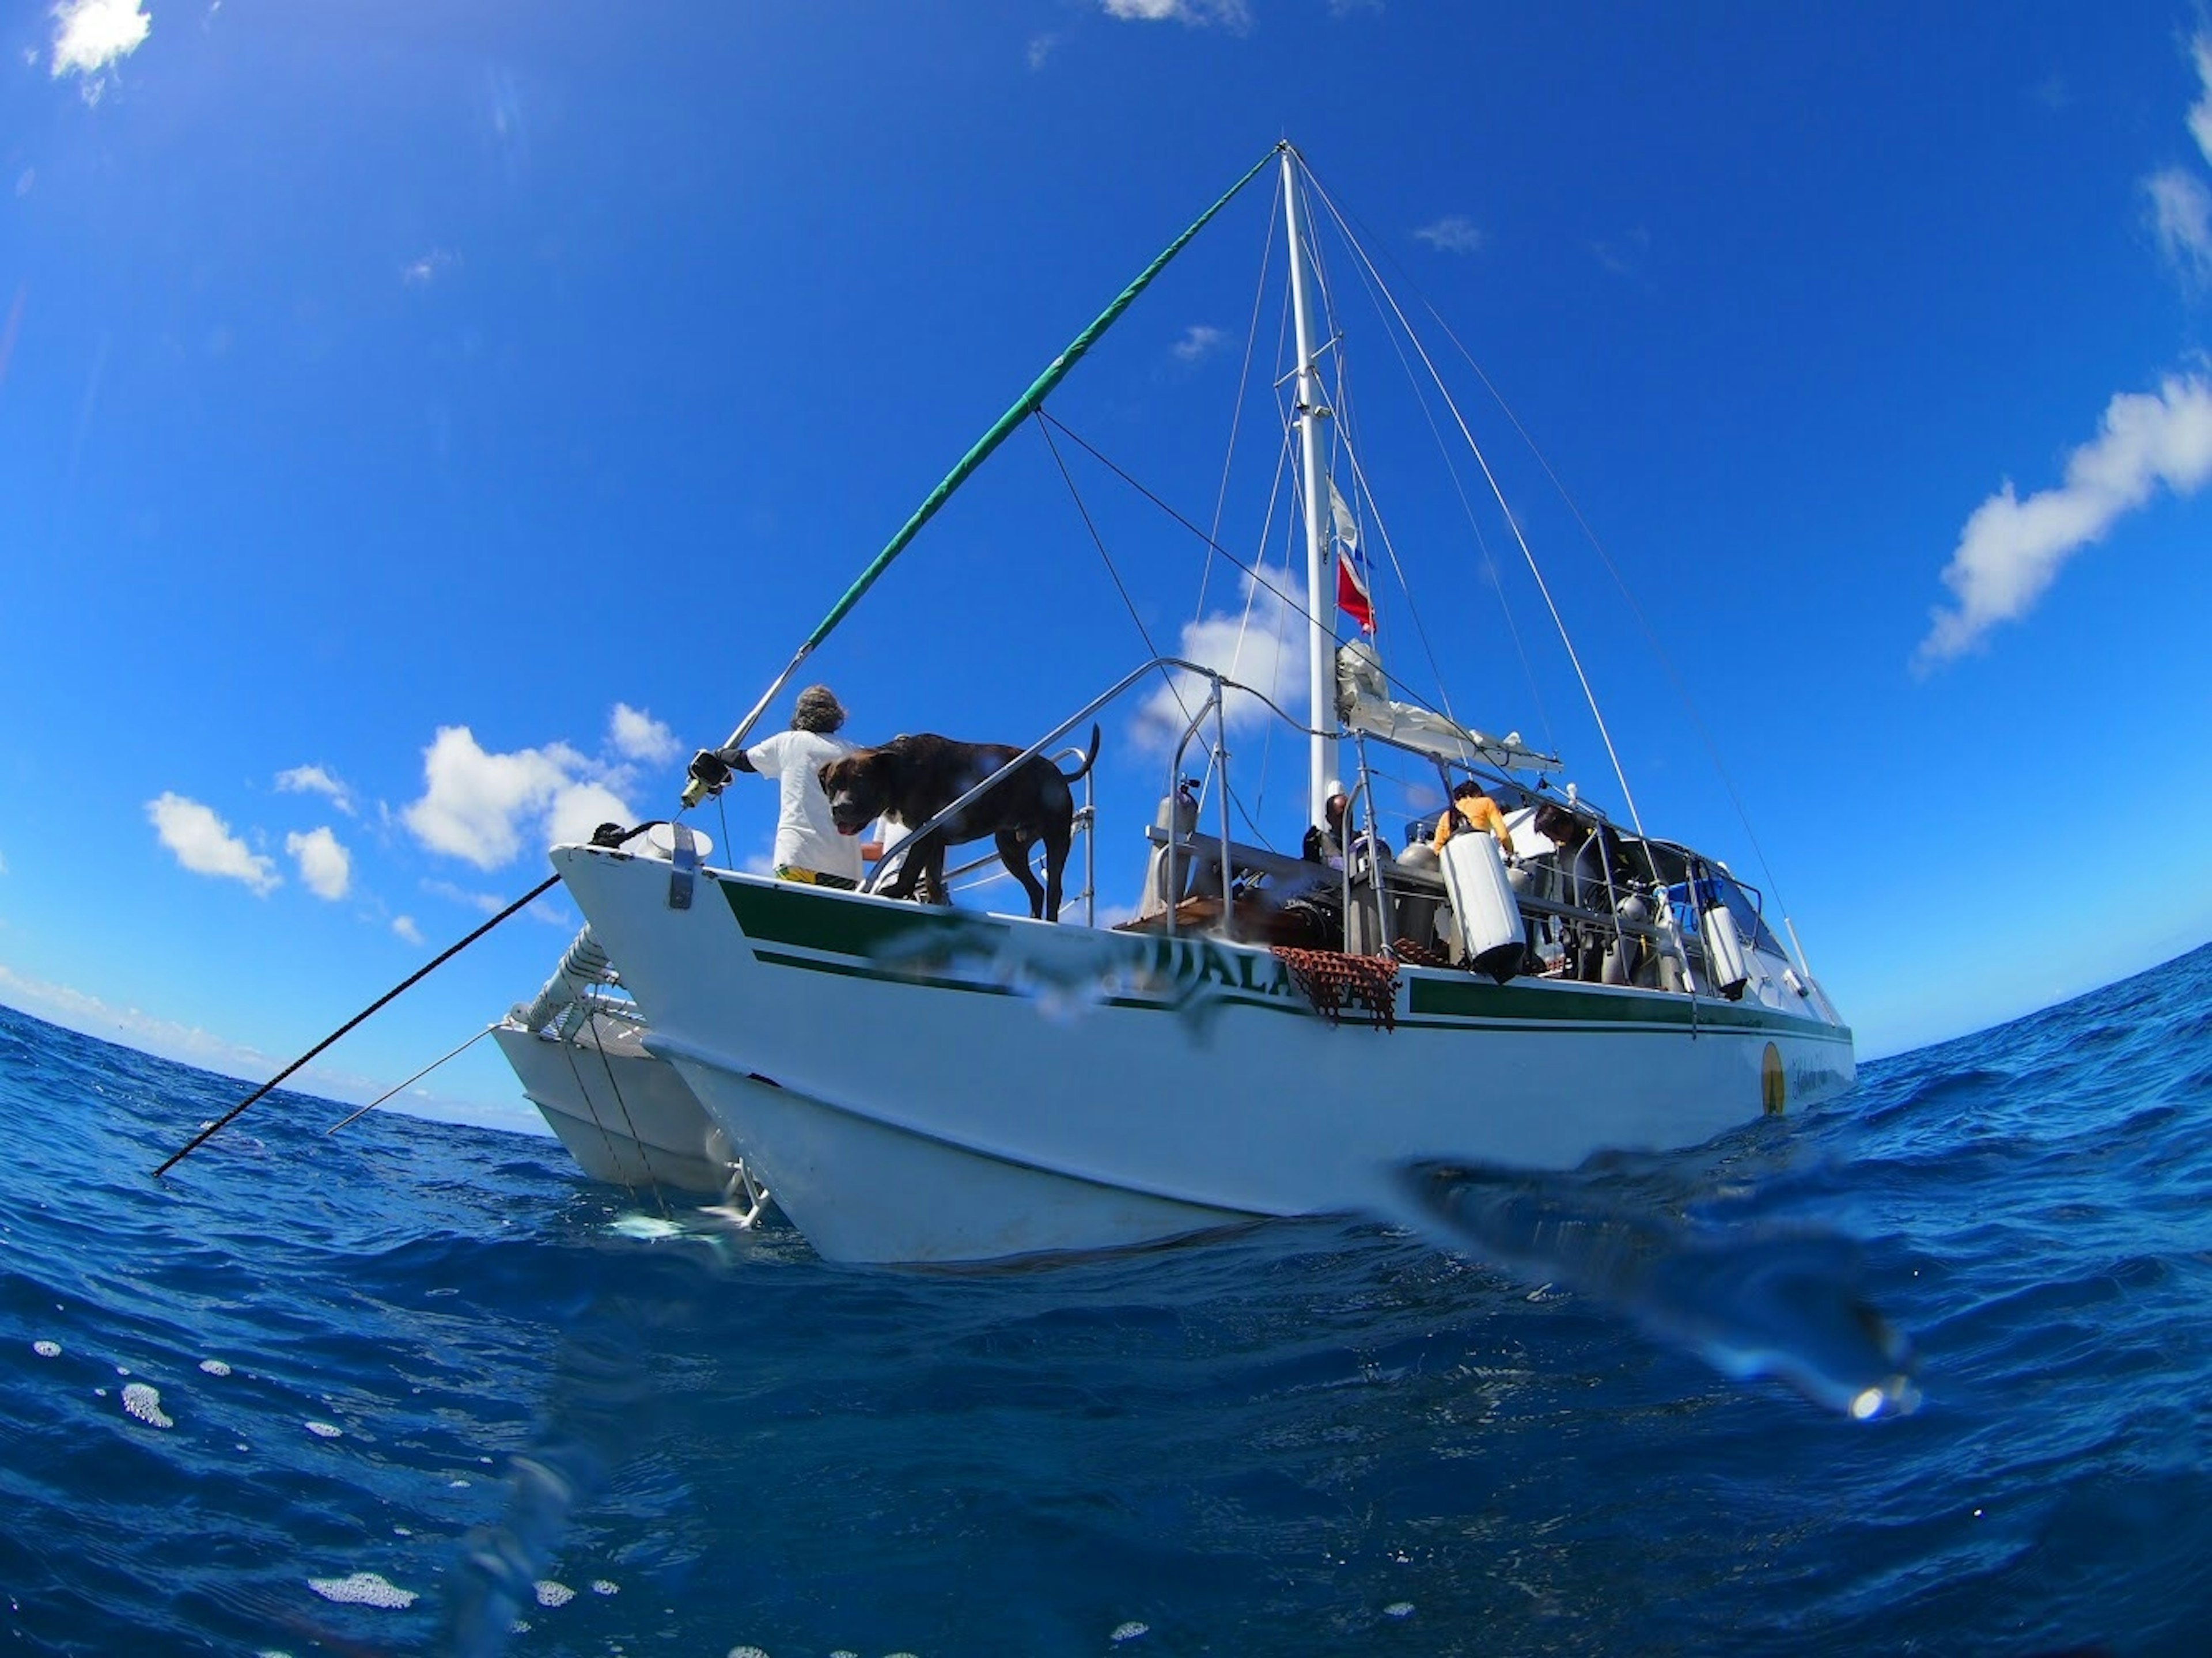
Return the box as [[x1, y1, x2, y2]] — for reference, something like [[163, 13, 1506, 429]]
[[1280, 147, 1334, 833]]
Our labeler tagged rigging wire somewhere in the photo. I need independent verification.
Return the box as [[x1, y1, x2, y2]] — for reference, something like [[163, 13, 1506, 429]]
[[1296, 160, 1800, 940], [1323, 218, 1558, 754], [1415, 297, 1799, 928], [1035, 411, 1458, 724], [1298, 164, 1656, 848], [324, 1026, 493, 1135], [1194, 168, 1284, 622], [1034, 412, 1276, 847]]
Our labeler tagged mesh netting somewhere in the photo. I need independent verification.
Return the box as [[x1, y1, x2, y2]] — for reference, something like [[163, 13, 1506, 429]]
[[1271, 948, 1401, 1033]]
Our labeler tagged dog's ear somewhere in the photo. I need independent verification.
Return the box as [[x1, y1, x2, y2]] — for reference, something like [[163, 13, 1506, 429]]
[[817, 761, 839, 793]]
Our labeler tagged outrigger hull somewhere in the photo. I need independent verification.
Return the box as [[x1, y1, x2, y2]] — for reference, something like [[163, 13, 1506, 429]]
[[554, 844, 1855, 1265], [490, 1016, 738, 1197]]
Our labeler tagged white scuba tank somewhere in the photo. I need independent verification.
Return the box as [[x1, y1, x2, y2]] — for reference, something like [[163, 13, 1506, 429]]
[[1701, 891, 1751, 1001], [1440, 830, 1523, 981], [1138, 786, 1199, 919], [1602, 890, 1652, 987]]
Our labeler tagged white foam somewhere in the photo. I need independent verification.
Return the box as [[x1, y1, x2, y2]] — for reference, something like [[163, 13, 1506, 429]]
[[199, 1359, 232, 1376], [592, 1580, 620, 1596], [392, 1526, 411, 1536], [31, 1340, 59, 1358], [534, 1580, 574, 1608], [115, 1364, 130, 1375], [305, 1421, 342, 1439], [726, 1646, 770, 1658], [1111, 1623, 1150, 1642], [1383, 1601, 1415, 1618], [609, 1215, 685, 1241], [308, 1572, 416, 1610], [121, 1383, 173, 1429]]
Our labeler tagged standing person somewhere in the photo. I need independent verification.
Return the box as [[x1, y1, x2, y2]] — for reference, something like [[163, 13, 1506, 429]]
[[1302, 783, 1352, 867], [1430, 779, 1517, 858], [688, 685, 866, 889]]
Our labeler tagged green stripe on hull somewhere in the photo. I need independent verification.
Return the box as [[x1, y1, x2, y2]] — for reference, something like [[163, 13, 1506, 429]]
[[1408, 973, 1851, 1043], [718, 876, 1850, 1045]]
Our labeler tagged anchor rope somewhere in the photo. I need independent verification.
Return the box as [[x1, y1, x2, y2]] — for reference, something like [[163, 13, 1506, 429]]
[[583, 1001, 671, 1221], [153, 821, 652, 1177]]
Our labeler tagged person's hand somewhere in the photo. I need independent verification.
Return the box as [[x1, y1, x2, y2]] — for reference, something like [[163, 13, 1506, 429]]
[[686, 748, 733, 792]]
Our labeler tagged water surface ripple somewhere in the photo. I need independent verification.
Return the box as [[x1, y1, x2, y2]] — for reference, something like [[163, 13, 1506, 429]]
[[4, 945, 2209, 1654]]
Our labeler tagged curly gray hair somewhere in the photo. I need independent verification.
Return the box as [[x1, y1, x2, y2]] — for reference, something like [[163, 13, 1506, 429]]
[[791, 685, 847, 734]]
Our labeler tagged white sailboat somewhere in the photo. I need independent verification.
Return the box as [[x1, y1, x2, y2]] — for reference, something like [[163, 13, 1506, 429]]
[[544, 145, 1855, 1264]]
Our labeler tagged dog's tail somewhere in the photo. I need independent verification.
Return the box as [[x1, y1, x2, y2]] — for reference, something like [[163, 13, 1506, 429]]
[[1060, 723, 1102, 783]]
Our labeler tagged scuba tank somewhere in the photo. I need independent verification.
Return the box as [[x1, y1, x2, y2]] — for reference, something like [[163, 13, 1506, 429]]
[[1139, 779, 1200, 917], [1440, 830, 1523, 982], [1601, 889, 1653, 987], [1698, 868, 1751, 1001]]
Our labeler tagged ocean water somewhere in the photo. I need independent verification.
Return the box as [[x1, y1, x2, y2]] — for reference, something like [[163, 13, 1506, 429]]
[[3, 947, 2209, 1657]]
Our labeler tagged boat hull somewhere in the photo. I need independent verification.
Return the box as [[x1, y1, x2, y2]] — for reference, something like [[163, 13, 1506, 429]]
[[490, 1016, 737, 1197], [554, 845, 1855, 1263]]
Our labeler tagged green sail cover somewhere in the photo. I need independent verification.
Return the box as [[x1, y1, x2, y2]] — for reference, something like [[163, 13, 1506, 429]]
[[684, 143, 1284, 798]]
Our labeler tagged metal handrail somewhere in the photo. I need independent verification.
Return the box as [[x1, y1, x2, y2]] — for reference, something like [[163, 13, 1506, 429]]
[[859, 655, 1322, 911]]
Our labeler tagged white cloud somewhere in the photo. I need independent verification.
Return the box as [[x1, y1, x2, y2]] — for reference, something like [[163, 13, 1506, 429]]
[[275, 762, 355, 815], [0, 961, 276, 1078], [1917, 373, 2212, 668], [545, 779, 634, 852], [50, 0, 150, 81], [392, 915, 424, 946], [402, 249, 457, 287], [608, 702, 679, 765], [1171, 324, 1228, 363], [1027, 33, 1059, 70], [146, 792, 279, 895], [1591, 227, 1652, 275], [1414, 215, 1483, 255], [285, 826, 351, 901], [422, 878, 503, 915], [2147, 168, 2212, 285], [1100, 0, 1251, 28], [2190, 32, 2212, 167], [402, 725, 638, 871], [1134, 571, 1310, 748]]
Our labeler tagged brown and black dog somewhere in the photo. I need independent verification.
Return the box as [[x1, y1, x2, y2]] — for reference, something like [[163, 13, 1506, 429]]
[[818, 726, 1101, 921]]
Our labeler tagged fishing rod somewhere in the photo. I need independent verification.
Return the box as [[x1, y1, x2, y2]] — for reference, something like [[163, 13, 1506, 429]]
[[152, 821, 654, 1178]]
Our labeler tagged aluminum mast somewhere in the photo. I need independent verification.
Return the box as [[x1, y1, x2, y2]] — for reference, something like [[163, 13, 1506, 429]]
[[1280, 147, 1335, 833]]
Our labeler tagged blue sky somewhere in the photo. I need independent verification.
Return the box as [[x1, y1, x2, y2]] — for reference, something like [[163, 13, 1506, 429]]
[[5, 1, 2211, 1132]]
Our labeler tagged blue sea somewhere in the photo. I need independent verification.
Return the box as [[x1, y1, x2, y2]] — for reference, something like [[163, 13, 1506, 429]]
[[3, 946, 2209, 1656]]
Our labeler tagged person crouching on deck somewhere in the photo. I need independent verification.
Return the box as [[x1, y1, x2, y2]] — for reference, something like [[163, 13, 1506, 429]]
[[690, 685, 878, 890]]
